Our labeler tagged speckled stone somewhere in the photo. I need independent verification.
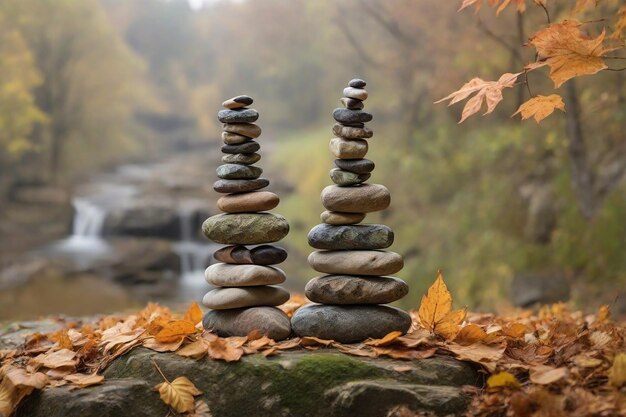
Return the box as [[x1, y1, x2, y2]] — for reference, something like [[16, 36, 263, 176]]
[[216, 164, 262, 180], [320, 210, 366, 225], [217, 191, 279, 213], [348, 79, 367, 88], [307, 224, 394, 250], [291, 304, 411, 343], [330, 137, 368, 159], [218, 108, 259, 124], [221, 141, 260, 154], [334, 159, 375, 174], [205, 263, 286, 286], [203, 307, 291, 340], [221, 153, 261, 165], [213, 178, 269, 194], [203, 213, 289, 244], [343, 87, 368, 101], [222, 95, 253, 109], [329, 168, 370, 187], [223, 123, 262, 139], [340, 97, 364, 110], [332, 108, 373, 124], [202, 286, 289, 309], [213, 245, 288, 265], [332, 124, 373, 139], [305, 275, 409, 304], [308, 250, 404, 276], [321, 184, 390, 213], [222, 131, 251, 145]]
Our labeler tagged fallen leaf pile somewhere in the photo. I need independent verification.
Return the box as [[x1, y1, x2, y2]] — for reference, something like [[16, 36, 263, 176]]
[[1, 272, 625, 416]]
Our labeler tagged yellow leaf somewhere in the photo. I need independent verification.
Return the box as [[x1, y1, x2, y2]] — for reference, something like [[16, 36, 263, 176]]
[[64, 373, 104, 388], [572, 355, 603, 368], [155, 320, 197, 343], [364, 331, 403, 347], [155, 376, 202, 413], [454, 324, 487, 345], [529, 365, 569, 385], [183, 302, 203, 325], [176, 340, 209, 359], [513, 95, 565, 122], [609, 353, 626, 387], [596, 304, 610, 323], [435, 308, 467, 340], [502, 323, 529, 339], [487, 371, 520, 388], [418, 271, 453, 331], [528, 20, 615, 87]]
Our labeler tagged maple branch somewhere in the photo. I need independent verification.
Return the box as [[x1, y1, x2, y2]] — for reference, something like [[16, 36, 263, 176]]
[[476, 19, 524, 64], [604, 57, 626, 60], [537, 2, 550, 24], [605, 67, 626, 71]]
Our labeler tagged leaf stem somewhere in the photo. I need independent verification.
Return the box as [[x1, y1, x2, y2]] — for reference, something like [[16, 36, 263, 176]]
[[151, 358, 170, 383]]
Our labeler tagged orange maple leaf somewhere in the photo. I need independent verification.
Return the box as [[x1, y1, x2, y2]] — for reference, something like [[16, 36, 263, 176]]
[[435, 73, 521, 123], [155, 320, 197, 343], [417, 271, 466, 339], [527, 20, 616, 87], [513, 94, 565, 122]]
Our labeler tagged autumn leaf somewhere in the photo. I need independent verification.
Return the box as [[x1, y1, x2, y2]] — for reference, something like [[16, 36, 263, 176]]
[[458, 0, 526, 14], [155, 376, 202, 413], [435, 73, 521, 123], [445, 343, 506, 372], [176, 339, 209, 359], [30, 349, 77, 370], [0, 366, 48, 417], [207, 338, 244, 362], [183, 302, 203, 326], [454, 324, 487, 345], [608, 353, 626, 387], [64, 373, 104, 388], [189, 400, 212, 417], [364, 331, 403, 347], [418, 271, 466, 338], [612, 6, 626, 40], [529, 366, 568, 385], [155, 320, 197, 343], [514, 95, 565, 122], [487, 371, 521, 388], [528, 20, 615, 87]]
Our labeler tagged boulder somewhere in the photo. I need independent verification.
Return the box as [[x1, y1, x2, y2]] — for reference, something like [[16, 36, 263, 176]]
[[103, 204, 180, 239]]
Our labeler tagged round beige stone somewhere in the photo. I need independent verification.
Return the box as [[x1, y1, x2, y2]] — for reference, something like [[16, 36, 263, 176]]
[[223, 123, 262, 139], [222, 131, 250, 145], [205, 263, 286, 286], [308, 250, 403, 276], [202, 286, 289, 310], [217, 191, 279, 213], [329, 137, 368, 159], [320, 210, 365, 225], [321, 184, 390, 213]]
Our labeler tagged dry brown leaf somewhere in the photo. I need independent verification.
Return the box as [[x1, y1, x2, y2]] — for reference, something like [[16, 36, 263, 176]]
[[189, 399, 212, 417], [100, 327, 145, 354], [143, 337, 185, 353], [207, 338, 243, 362], [608, 353, 626, 387], [364, 331, 403, 347], [154, 376, 202, 413], [273, 338, 301, 350], [436, 309, 467, 340], [31, 349, 77, 370], [155, 320, 197, 343], [528, 20, 616, 87], [513, 95, 565, 122], [612, 5, 626, 39], [454, 324, 487, 345], [487, 371, 521, 388], [49, 330, 73, 350], [176, 340, 209, 359], [502, 323, 529, 339], [529, 365, 569, 385], [183, 302, 203, 326], [64, 373, 104, 388], [300, 337, 334, 347], [589, 331, 612, 349], [445, 343, 505, 372], [392, 365, 413, 372], [572, 354, 603, 368], [0, 366, 48, 417]]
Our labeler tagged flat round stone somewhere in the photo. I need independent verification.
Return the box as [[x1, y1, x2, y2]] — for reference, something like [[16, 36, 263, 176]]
[[333, 108, 373, 124], [334, 159, 374, 174], [291, 304, 411, 343], [308, 250, 403, 276], [218, 108, 259, 123], [205, 263, 286, 286], [202, 286, 289, 309], [343, 87, 368, 101], [222, 153, 261, 165], [223, 123, 262, 139], [330, 137, 368, 159], [321, 184, 390, 213], [329, 168, 370, 187], [213, 178, 269, 194], [203, 213, 289, 244], [216, 164, 262, 180], [221, 141, 260, 154], [222, 95, 254, 109], [217, 191, 279, 213], [340, 97, 364, 110], [307, 224, 394, 250], [214, 245, 288, 265], [305, 275, 408, 304], [203, 307, 291, 340], [348, 78, 367, 88], [332, 124, 373, 139], [320, 210, 365, 225], [222, 132, 251, 145]]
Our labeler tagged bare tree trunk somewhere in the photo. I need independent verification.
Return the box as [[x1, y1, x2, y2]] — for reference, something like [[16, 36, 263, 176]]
[[563, 79, 596, 220]]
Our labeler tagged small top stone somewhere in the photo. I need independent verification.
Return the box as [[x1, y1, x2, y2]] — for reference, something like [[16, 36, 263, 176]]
[[348, 79, 366, 88], [222, 95, 253, 109]]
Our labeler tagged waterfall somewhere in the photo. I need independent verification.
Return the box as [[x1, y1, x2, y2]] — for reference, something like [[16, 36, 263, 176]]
[[72, 198, 106, 237]]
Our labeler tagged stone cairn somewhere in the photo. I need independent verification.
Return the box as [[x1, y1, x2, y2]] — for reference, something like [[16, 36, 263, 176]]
[[201, 95, 291, 341], [291, 79, 412, 343]]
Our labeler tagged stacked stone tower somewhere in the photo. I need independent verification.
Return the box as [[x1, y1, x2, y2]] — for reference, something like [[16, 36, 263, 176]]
[[292, 80, 412, 343], [201, 95, 291, 341]]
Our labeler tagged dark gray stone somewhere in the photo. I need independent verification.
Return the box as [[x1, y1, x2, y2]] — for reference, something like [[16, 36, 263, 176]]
[[348, 79, 367, 88], [305, 275, 409, 304], [332, 123, 373, 139], [202, 306, 291, 340], [333, 108, 373, 124], [307, 224, 393, 250], [213, 178, 269, 194], [203, 213, 289, 244], [213, 245, 288, 265], [340, 97, 364, 110], [329, 168, 370, 187], [216, 164, 262, 180], [334, 158, 375, 174], [291, 304, 411, 343], [221, 141, 260, 154], [218, 108, 259, 123]]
